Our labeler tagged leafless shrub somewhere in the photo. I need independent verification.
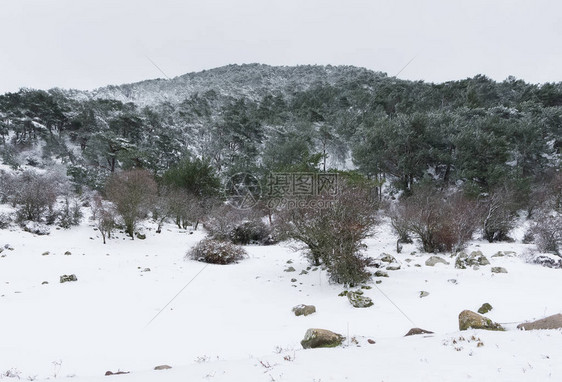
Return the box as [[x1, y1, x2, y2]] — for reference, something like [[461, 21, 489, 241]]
[[91, 194, 117, 244], [531, 211, 562, 255], [480, 187, 518, 242], [275, 180, 378, 285], [105, 169, 157, 239], [12, 170, 66, 223], [391, 186, 481, 253]]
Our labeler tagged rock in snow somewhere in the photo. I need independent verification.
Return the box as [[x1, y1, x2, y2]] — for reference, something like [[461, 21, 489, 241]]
[[458, 310, 504, 331], [301, 328, 344, 349], [517, 314, 562, 330], [60, 274, 78, 283], [425, 256, 449, 266], [404, 328, 434, 336], [292, 304, 316, 316], [347, 291, 373, 308]]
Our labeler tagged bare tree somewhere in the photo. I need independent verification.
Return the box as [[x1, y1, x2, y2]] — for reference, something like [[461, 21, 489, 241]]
[[91, 194, 116, 244], [105, 169, 157, 239], [391, 186, 481, 253], [275, 180, 378, 285]]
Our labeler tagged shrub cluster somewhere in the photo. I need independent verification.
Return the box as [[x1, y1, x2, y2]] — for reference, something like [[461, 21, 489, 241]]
[[186, 238, 247, 265]]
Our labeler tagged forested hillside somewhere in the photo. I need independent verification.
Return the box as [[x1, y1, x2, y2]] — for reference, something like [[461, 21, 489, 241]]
[[1, 63, 562, 195]]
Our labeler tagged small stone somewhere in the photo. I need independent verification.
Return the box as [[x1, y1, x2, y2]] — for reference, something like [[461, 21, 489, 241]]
[[375, 280, 382, 284], [284, 266, 296, 272], [291, 278, 297, 282], [347, 291, 373, 308], [477, 303, 493, 314], [367, 339, 376, 344], [425, 256, 449, 266], [491, 267, 508, 274], [154, 365, 172, 370], [42, 281, 49, 285], [135, 232, 146, 240], [374, 270, 388, 277], [379, 253, 396, 263], [60, 274, 78, 283], [292, 304, 316, 316], [447, 279, 458, 285], [299, 270, 308, 275], [42, 251, 50, 256], [286, 260, 293, 264], [386, 264, 401, 271], [404, 328, 434, 336], [141, 268, 151, 272], [419, 291, 430, 298], [64, 251, 72, 256]]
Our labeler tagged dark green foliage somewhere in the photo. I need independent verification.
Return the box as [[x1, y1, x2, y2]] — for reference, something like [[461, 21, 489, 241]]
[[162, 157, 220, 198], [0, 65, 561, 204]]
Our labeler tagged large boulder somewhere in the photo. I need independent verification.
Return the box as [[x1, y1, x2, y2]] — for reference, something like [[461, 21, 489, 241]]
[[455, 251, 490, 269], [301, 328, 344, 349], [425, 256, 449, 266], [517, 314, 562, 330], [347, 291, 373, 308], [292, 304, 316, 316], [458, 310, 504, 331]]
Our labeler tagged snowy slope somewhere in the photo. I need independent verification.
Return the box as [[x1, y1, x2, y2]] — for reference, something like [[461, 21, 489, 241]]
[[0, 218, 561, 381]]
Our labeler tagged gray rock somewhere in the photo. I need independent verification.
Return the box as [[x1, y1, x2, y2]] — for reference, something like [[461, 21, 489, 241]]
[[455, 251, 490, 269], [447, 279, 458, 285], [347, 291, 373, 308], [284, 266, 296, 272], [64, 251, 72, 256], [42, 251, 50, 256], [491, 266, 508, 274], [292, 304, 316, 316], [386, 263, 401, 271], [135, 232, 146, 240], [374, 270, 389, 277], [425, 256, 449, 266], [154, 365, 172, 370], [60, 274, 78, 283], [301, 328, 344, 349], [517, 314, 562, 330], [419, 291, 430, 298], [404, 328, 434, 336], [477, 303, 493, 314], [299, 270, 308, 275], [379, 253, 396, 263], [458, 310, 504, 331]]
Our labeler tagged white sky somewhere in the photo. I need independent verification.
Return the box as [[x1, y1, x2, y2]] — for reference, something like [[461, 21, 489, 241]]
[[0, 0, 561, 93]]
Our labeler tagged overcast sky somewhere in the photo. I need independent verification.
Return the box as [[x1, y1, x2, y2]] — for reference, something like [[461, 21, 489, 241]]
[[0, 0, 561, 93]]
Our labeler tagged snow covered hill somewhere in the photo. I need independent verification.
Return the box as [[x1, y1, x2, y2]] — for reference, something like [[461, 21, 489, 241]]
[[1, 216, 561, 381]]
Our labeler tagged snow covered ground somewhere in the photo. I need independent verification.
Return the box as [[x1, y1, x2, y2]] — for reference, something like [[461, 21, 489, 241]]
[[0, 217, 561, 381]]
